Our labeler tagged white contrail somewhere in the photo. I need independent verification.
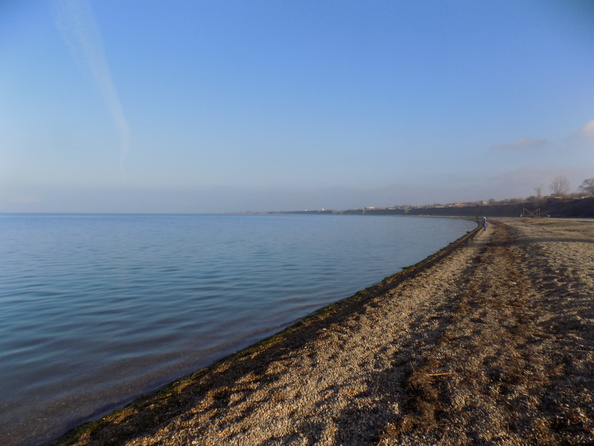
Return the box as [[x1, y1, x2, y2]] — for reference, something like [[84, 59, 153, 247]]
[[52, 0, 130, 180]]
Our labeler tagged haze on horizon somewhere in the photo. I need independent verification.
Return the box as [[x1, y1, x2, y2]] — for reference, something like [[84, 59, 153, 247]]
[[1, 0, 593, 214]]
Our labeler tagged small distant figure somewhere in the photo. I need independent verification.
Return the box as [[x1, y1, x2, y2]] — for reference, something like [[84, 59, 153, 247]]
[[482, 217, 487, 231]]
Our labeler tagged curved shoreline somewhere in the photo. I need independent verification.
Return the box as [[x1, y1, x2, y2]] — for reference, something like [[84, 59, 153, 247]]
[[50, 218, 594, 445], [45, 220, 479, 446]]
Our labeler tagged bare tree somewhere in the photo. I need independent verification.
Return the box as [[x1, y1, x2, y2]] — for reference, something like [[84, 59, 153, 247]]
[[579, 178, 594, 196], [531, 185, 544, 205], [549, 175, 570, 196]]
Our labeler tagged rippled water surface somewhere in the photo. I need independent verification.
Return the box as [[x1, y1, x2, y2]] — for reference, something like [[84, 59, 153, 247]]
[[0, 213, 474, 445]]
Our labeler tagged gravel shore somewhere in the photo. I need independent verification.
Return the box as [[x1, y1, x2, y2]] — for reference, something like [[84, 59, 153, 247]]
[[52, 218, 594, 446]]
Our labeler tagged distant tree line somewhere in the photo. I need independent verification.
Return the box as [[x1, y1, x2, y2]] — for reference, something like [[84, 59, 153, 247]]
[[578, 177, 594, 196], [473, 176, 591, 211], [438, 176, 594, 209], [427, 175, 594, 210], [520, 176, 594, 203]]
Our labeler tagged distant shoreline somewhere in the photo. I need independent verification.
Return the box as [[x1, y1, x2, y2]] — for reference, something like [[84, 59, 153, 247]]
[[2, 195, 592, 218], [273, 196, 594, 219]]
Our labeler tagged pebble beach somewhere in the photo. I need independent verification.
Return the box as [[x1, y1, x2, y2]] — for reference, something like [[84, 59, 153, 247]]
[[51, 218, 594, 445]]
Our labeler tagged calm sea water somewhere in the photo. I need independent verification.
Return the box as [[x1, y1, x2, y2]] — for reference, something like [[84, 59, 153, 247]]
[[0, 213, 474, 445]]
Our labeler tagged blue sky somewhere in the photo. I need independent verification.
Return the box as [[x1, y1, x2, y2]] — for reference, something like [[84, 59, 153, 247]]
[[1, 0, 593, 213]]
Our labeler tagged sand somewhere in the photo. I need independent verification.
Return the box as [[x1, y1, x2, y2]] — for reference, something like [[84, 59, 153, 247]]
[[52, 218, 594, 445]]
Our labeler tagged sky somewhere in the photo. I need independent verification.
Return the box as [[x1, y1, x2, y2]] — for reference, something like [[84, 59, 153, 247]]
[[1, 0, 593, 213]]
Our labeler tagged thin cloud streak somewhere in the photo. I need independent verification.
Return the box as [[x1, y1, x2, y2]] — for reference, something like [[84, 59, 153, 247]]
[[52, 0, 130, 180]]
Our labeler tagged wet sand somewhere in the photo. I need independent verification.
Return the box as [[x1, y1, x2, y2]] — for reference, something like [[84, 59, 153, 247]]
[[51, 218, 594, 445]]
